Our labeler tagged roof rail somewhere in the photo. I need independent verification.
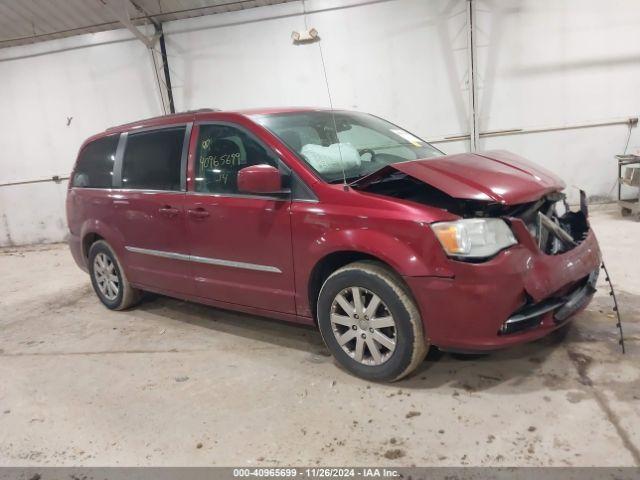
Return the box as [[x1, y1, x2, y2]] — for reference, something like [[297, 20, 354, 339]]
[[106, 108, 221, 131], [181, 108, 221, 113]]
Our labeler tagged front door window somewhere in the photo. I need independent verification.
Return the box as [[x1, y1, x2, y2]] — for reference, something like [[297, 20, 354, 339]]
[[195, 124, 277, 194]]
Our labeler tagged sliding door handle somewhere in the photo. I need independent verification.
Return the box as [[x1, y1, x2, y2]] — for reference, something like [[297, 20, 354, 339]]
[[187, 208, 210, 219]]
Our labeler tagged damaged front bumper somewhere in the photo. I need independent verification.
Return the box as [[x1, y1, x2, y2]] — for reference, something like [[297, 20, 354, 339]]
[[405, 213, 601, 352], [500, 268, 598, 335]]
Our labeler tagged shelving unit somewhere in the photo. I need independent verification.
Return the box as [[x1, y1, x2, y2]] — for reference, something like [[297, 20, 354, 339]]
[[616, 154, 640, 220]]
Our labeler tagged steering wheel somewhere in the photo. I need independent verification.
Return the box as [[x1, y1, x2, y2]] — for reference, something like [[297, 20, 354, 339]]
[[358, 148, 377, 162]]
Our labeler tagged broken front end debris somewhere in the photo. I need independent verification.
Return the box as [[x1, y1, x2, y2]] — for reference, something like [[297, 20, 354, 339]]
[[406, 192, 601, 351], [353, 152, 602, 351]]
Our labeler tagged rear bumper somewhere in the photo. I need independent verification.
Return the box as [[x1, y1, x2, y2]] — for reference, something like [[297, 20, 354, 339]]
[[405, 226, 601, 352]]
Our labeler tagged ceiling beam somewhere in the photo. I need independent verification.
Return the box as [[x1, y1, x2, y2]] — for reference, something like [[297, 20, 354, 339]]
[[97, 0, 159, 48]]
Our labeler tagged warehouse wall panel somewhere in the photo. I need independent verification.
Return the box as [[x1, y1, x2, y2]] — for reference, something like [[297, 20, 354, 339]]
[[0, 30, 162, 246], [1, 0, 639, 246], [164, 0, 471, 142], [474, 0, 640, 202], [475, 0, 640, 130]]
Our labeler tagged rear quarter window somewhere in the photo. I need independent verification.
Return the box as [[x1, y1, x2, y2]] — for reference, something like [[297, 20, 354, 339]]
[[72, 134, 119, 188]]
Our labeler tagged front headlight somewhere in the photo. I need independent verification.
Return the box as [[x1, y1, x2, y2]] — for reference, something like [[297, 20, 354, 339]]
[[431, 218, 517, 259]]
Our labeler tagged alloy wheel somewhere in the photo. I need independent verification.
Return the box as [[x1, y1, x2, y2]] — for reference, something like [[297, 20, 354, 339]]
[[330, 286, 397, 365], [93, 252, 120, 300]]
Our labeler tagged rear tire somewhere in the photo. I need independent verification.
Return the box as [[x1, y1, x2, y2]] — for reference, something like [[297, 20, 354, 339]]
[[88, 240, 141, 310], [317, 261, 427, 382]]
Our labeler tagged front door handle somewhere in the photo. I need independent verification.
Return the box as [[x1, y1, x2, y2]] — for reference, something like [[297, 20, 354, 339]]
[[187, 207, 210, 219], [159, 206, 180, 217]]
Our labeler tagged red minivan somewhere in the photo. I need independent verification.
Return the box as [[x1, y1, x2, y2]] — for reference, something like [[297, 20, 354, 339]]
[[67, 108, 601, 381]]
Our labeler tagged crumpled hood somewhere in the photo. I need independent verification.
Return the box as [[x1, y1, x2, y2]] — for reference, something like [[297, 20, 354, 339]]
[[353, 150, 565, 205]]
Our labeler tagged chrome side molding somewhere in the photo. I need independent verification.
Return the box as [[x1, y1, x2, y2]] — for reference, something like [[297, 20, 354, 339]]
[[190, 254, 282, 273], [125, 246, 282, 273], [126, 246, 189, 261]]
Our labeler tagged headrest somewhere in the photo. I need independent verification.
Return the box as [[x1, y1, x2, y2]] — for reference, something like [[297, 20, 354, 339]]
[[211, 138, 241, 157], [279, 130, 303, 152]]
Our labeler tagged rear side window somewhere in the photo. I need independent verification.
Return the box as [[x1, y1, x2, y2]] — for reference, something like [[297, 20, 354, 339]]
[[121, 127, 186, 191], [72, 135, 119, 188]]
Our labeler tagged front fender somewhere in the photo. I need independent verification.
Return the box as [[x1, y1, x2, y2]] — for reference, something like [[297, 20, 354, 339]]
[[308, 227, 453, 278]]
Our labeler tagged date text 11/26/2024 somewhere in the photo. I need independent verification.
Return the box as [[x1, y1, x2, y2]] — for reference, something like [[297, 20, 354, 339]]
[[232, 468, 400, 478]]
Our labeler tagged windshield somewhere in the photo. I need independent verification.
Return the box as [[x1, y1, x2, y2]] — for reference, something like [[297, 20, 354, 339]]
[[253, 111, 443, 183]]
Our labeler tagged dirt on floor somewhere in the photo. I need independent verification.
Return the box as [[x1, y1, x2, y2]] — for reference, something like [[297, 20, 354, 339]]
[[0, 207, 638, 466]]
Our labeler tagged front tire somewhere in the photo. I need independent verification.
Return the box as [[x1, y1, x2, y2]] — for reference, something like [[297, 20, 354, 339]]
[[88, 240, 141, 310], [317, 261, 427, 382]]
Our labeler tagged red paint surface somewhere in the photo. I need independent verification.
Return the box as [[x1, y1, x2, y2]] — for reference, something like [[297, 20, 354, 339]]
[[355, 150, 565, 205], [67, 109, 601, 351]]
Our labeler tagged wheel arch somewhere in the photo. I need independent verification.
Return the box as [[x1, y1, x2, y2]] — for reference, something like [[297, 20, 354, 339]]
[[304, 226, 446, 322], [307, 250, 409, 322], [79, 219, 126, 265], [82, 232, 104, 260], [313, 255, 428, 381]]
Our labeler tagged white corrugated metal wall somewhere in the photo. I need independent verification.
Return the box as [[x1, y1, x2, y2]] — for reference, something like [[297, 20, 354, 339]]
[[1, 0, 639, 246]]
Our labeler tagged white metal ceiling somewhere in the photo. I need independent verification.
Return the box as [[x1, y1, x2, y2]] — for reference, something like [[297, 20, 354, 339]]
[[0, 0, 296, 48]]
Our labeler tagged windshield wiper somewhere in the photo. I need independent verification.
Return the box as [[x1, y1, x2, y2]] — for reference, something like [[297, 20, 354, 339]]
[[345, 165, 393, 187]]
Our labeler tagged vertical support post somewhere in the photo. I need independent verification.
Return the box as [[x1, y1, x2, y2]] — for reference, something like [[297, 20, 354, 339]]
[[150, 24, 175, 114], [466, 0, 479, 151], [158, 31, 175, 114], [157, 24, 175, 114], [150, 46, 169, 115]]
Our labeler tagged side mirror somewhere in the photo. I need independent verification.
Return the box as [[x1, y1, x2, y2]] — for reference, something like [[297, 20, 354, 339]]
[[237, 164, 289, 195]]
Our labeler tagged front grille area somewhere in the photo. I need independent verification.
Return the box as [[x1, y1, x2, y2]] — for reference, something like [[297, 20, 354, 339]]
[[508, 193, 589, 255], [500, 313, 543, 335], [499, 270, 598, 336], [499, 297, 565, 335]]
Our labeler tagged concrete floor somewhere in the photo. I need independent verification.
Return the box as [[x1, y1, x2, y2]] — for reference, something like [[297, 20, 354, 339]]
[[0, 207, 638, 467]]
